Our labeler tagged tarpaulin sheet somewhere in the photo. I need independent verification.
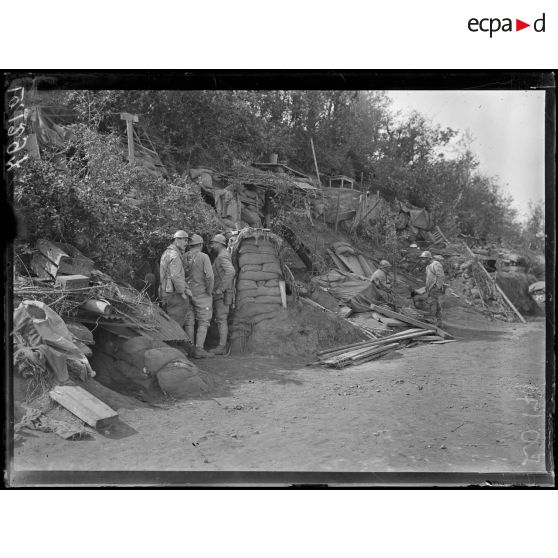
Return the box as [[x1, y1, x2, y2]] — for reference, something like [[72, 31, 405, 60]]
[[14, 301, 94, 382], [311, 270, 385, 312]]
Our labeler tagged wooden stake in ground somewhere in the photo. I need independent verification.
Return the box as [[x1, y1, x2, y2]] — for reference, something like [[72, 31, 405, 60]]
[[120, 112, 139, 165], [310, 137, 326, 224], [462, 242, 526, 323]]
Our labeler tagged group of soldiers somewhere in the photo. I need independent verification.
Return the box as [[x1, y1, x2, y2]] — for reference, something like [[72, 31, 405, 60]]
[[159, 230, 235, 358], [370, 251, 445, 327]]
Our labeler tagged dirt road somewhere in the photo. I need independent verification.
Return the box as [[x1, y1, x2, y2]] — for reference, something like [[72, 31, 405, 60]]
[[13, 318, 547, 474]]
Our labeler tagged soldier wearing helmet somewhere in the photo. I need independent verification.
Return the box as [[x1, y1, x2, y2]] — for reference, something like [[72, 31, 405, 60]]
[[419, 250, 445, 327], [183, 234, 215, 358], [159, 230, 192, 329], [370, 259, 393, 302], [208, 233, 236, 355]]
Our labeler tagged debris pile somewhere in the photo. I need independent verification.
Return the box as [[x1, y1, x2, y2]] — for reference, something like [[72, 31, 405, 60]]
[[314, 328, 449, 369]]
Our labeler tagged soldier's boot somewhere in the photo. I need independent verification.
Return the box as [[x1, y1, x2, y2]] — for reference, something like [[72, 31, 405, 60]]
[[209, 323, 228, 355], [193, 325, 214, 359]]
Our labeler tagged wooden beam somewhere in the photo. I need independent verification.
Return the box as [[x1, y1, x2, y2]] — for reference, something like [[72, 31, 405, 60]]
[[495, 283, 527, 323], [120, 112, 138, 165], [463, 242, 526, 323], [50, 385, 118, 429], [370, 303, 453, 339]]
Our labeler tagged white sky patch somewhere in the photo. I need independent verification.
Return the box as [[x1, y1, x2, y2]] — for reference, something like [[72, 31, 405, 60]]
[[387, 90, 546, 220]]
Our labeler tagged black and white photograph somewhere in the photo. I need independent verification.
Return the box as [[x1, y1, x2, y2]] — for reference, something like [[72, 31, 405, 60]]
[[3, 72, 554, 487]]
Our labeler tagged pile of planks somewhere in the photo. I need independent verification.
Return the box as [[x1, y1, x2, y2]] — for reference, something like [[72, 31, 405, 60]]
[[314, 328, 444, 369]]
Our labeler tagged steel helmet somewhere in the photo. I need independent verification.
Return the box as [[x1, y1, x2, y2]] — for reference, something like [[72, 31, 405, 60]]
[[210, 233, 227, 246], [379, 259, 392, 268], [189, 233, 203, 246], [419, 251, 432, 259], [173, 230, 189, 239]]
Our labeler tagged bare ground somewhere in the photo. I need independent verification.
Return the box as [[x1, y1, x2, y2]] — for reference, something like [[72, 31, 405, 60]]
[[12, 315, 548, 474]]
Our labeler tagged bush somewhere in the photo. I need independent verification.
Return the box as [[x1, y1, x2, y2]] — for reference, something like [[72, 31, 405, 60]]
[[12, 126, 222, 283]]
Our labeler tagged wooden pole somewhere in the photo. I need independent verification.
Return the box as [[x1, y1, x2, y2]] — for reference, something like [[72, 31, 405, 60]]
[[462, 242, 525, 323], [369, 303, 453, 339], [120, 112, 139, 165], [495, 283, 527, 324], [310, 137, 321, 186]]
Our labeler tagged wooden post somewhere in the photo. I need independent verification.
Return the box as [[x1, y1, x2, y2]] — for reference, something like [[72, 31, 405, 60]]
[[120, 112, 139, 165], [335, 189, 341, 232], [462, 242, 526, 323], [310, 137, 321, 187]]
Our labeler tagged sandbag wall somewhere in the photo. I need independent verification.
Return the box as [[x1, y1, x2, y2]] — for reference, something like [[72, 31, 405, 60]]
[[90, 328, 210, 400], [230, 235, 286, 352]]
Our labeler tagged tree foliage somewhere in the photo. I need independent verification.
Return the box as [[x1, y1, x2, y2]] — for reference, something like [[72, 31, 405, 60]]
[[13, 125, 221, 283], [16, 87, 539, 280]]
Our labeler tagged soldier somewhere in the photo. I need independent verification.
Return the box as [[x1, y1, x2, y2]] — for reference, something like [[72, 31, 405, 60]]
[[209, 233, 236, 355], [419, 250, 445, 327], [184, 234, 215, 359], [370, 260, 393, 304], [159, 230, 191, 329]]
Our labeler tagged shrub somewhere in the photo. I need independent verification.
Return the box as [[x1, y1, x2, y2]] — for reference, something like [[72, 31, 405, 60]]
[[12, 126, 221, 283]]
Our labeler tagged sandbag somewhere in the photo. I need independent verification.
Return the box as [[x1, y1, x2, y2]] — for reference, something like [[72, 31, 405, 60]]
[[265, 279, 280, 288], [240, 264, 263, 272], [239, 252, 278, 267], [144, 347, 188, 375], [240, 270, 280, 281], [114, 358, 159, 393], [236, 286, 281, 299], [156, 362, 208, 398], [241, 207, 262, 226], [120, 336, 167, 368], [240, 238, 275, 247], [235, 309, 282, 325], [262, 262, 282, 274], [239, 244, 277, 255], [234, 301, 283, 318], [236, 279, 258, 291]]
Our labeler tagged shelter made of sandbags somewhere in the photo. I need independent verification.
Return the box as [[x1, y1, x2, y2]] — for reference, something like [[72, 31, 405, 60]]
[[229, 228, 287, 352]]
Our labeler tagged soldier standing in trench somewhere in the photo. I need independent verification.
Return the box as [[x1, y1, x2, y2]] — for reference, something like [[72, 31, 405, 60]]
[[159, 230, 192, 329], [208, 233, 236, 355], [184, 234, 215, 359], [419, 250, 445, 327]]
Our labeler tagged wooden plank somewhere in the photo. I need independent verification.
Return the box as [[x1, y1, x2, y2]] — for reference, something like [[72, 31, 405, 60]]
[[279, 280, 287, 308], [357, 255, 374, 277], [370, 304, 453, 339], [463, 242, 525, 323], [30, 252, 56, 279], [495, 283, 526, 323], [318, 329, 428, 360], [55, 274, 90, 290], [327, 249, 351, 272], [36, 240, 94, 278], [300, 297, 375, 339], [49, 385, 118, 429]]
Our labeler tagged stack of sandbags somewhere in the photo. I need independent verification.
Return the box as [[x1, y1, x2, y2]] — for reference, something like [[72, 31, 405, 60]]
[[90, 331, 210, 400], [233, 237, 284, 326]]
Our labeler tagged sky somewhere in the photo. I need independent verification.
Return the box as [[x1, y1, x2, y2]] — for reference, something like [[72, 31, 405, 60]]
[[387, 90, 546, 221]]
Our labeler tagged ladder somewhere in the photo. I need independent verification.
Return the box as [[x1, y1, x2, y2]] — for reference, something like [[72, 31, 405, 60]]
[[431, 225, 449, 245]]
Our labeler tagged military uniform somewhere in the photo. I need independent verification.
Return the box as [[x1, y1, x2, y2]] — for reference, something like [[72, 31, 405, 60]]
[[184, 250, 214, 348], [159, 244, 189, 327], [211, 249, 236, 350], [425, 260, 445, 324]]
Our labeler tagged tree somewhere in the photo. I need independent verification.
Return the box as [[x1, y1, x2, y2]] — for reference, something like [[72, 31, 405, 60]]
[[523, 200, 545, 252]]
